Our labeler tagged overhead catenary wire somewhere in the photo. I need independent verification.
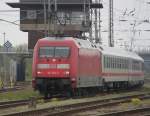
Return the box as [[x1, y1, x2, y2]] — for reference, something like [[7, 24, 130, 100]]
[[0, 0, 150, 49], [0, 18, 19, 25]]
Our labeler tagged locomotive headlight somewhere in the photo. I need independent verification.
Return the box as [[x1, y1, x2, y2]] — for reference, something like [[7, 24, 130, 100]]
[[71, 78, 76, 82], [65, 71, 70, 75], [57, 64, 70, 69], [37, 71, 42, 74]]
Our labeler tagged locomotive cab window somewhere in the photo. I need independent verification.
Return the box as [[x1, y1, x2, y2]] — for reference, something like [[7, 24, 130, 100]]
[[39, 46, 70, 58], [55, 47, 70, 58], [39, 47, 54, 58]]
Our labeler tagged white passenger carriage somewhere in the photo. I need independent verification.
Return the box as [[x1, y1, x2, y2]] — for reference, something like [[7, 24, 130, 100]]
[[101, 46, 144, 88]]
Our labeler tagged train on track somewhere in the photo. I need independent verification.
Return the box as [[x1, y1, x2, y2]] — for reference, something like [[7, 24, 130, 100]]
[[32, 37, 144, 98]]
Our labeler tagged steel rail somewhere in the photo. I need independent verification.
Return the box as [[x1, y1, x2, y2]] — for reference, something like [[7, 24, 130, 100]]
[[44, 95, 150, 116], [0, 99, 29, 109], [0, 81, 31, 93], [98, 107, 150, 116], [0, 97, 43, 109]]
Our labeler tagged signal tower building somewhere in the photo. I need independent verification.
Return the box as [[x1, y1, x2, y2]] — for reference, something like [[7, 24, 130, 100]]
[[7, 0, 103, 49]]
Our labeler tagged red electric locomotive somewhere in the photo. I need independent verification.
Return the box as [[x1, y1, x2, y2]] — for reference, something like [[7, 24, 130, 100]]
[[32, 37, 144, 98]]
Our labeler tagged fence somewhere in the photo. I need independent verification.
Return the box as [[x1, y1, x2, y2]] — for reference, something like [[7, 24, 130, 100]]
[[0, 54, 17, 89]]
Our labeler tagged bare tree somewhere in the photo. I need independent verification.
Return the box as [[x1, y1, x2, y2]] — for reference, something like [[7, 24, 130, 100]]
[[15, 44, 28, 53]]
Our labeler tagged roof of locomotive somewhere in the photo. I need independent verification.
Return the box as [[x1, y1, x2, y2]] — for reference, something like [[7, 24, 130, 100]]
[[36, 37, 77, 46], [75, 38, 144, 61], [101, 46, 143, 61], [39, 37, 74, 41], [38, 37, 143, 61]]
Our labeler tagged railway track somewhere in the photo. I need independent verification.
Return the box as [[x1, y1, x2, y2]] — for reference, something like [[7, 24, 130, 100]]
[[0, 81, 31, 93], [98, 107, 150, 116], [0, 88, 143, 109], [0, 99, 28, 109], [0, 97, 43, 110], [0, 88, 19, 93], [2, 92, 150, 116]]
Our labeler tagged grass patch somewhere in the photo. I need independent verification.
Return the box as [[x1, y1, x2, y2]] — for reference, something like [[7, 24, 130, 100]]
[[131, 98, 142, 106], [142, 86, 150, 91], [0, 89, 41, 102]]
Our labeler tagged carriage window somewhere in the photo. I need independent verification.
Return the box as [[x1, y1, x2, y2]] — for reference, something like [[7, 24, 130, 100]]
[[107, 57, 110, 68], [142, 62, 144, 71], [55, 47, 70, 58], [39, 47, 54, 58], [132, 60, 140, 71], [125, 60, 128, 69], [114, 58, 116, 69], [104, 56, 106, 68], [105, 56, 109, 68]]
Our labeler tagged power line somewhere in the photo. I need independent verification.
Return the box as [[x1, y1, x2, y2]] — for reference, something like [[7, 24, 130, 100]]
[[0, 18, 19, 25], [0, 10, 19, 12]]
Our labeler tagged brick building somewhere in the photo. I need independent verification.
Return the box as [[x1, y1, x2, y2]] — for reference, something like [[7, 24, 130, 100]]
[[7, 0, 103, 49]]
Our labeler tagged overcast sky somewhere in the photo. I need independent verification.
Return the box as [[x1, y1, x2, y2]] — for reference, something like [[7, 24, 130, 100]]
[[0, 0, 150, 50], [101, 0, 150, 50], [0, 0, 28, 46]]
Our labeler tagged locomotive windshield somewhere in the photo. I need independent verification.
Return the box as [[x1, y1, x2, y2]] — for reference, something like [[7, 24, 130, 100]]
[[39, 46, 70, 58]]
